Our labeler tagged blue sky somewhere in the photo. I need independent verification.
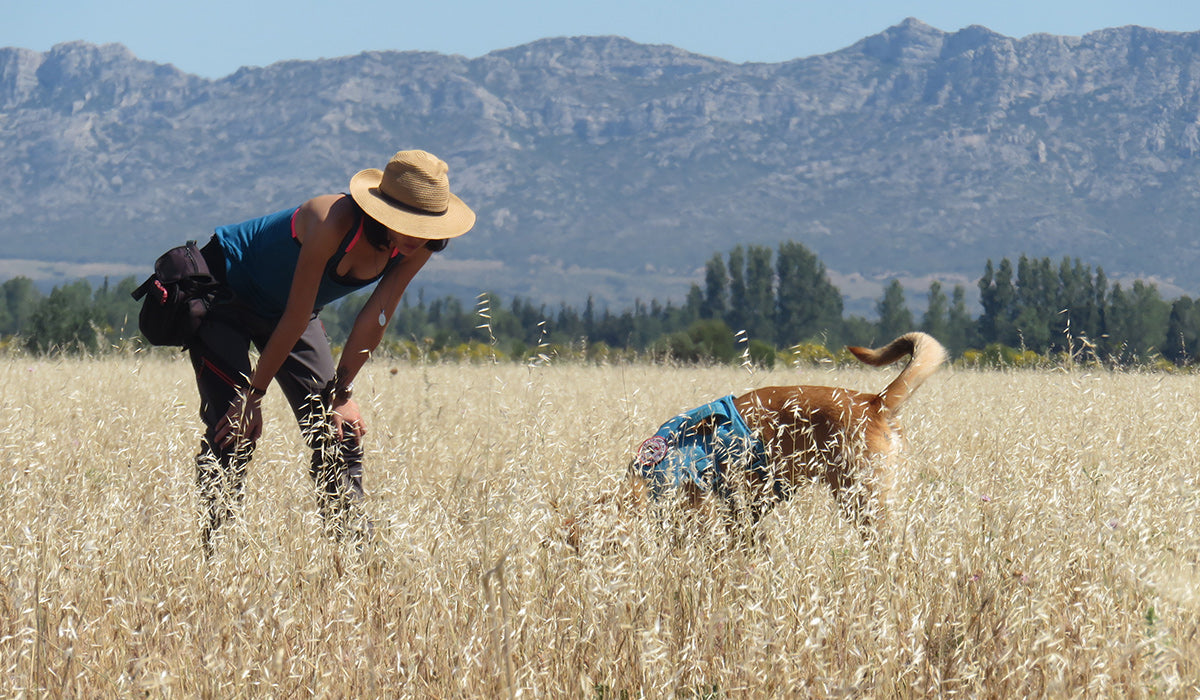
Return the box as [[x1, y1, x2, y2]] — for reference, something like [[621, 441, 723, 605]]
[[4, 1, 1200, 78]]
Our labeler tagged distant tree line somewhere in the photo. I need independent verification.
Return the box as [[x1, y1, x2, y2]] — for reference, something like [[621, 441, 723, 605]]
[[0, 276, 139, 354], [2, 242, 1199, 367]]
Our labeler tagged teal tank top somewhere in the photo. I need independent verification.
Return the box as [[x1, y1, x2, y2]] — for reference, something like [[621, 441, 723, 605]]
[[214, 203, 402, 319]]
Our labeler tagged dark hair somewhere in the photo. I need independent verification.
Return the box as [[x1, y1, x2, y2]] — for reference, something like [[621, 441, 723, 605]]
[[361, 212, 391, 251]]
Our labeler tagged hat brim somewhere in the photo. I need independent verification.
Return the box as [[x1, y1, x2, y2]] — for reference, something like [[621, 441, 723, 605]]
[[349, 168, 476, 240]]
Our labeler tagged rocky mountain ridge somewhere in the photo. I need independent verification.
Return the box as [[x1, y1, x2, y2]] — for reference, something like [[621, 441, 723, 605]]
[[2, 19, 1199, 309]]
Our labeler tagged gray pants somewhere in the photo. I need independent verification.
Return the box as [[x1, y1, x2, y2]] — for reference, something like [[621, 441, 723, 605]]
[[188, 242, 364, 551]]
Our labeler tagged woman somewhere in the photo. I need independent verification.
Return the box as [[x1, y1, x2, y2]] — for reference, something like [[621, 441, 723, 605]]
[[190, 149, 475, 551]]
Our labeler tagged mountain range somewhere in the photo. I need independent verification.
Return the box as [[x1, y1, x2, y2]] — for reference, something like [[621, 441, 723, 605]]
[[2, 18, 1200, 313]]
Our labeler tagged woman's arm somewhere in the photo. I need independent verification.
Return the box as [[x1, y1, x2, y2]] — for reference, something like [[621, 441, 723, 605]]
[[325, 246, 433, 439], [339, 248, 432, 384]]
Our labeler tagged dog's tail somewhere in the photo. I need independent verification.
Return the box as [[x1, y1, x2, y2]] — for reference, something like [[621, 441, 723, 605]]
[[847, 331, 948, 415]]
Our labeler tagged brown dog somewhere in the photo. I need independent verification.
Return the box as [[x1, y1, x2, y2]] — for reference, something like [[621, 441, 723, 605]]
[[563, 332, 947, 547]]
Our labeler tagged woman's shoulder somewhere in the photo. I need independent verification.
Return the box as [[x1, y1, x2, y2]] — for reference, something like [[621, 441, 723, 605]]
[[297, 193, 353, 222], [294, 194, 356, 245]]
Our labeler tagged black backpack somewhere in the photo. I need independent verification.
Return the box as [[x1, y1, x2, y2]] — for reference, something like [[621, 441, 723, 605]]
[[131, 241, 223, 347]]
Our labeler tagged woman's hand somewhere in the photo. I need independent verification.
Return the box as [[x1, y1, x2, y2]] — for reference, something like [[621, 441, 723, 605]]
[[214, 392, 264, 449], [331, 396, 366, 441]]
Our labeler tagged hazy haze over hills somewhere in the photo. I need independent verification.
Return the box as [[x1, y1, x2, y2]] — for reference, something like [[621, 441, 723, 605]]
[[2, 18, 1199, 312]]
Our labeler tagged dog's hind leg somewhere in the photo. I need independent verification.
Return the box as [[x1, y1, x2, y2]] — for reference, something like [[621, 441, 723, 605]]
[[824, 456, 889, 538]]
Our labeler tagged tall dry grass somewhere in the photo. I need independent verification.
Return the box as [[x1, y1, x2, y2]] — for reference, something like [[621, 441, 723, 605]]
[[1, 354, 1198, 697]]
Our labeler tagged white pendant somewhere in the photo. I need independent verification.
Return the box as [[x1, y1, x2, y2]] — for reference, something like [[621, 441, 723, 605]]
[[378, 310, 387, 326]]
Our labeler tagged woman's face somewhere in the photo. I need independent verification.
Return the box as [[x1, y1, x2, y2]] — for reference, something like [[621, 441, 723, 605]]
[[364, 214, 424, 254], [388, 230, 426, 255]]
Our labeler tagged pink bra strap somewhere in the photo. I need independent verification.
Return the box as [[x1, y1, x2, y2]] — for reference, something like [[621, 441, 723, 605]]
[[344, 220, 364, 252], [294, 205, 397, 258]]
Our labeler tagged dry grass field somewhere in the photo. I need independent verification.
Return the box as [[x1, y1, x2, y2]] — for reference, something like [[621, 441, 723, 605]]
[[2, 353, 1199, 698]]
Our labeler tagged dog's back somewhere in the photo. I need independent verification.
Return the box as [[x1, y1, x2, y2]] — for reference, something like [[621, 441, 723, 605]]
[[731, 332, 947, 525]]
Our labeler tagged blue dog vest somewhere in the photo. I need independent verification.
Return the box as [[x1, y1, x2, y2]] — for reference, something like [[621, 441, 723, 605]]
[[633, 395, 770, 500]]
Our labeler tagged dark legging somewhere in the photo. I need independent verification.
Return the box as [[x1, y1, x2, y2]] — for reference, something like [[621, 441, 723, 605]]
[[188, 240, 365, 552]]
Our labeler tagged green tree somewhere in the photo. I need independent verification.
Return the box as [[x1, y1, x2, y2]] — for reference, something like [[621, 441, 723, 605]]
[[842, 315, 877, 347], [744, 245, 774, 343], [702, 253, 728, 321], [921, 280, 949, 344], [1, 276, 41, 336], [1104, 281, 1170, 362], [1013, 255, 1057, 352], [624, 299, 665, 351], [945, 284, 974, 355], [876, 279, 914, 341], [92, 276, 140, 343], [726, 245, 747, 333], [24, 279, 101, 354], [0, 284, 10, 334], [1093, 267, 1110, 348], [978, 258, 1017, 346], [1058, 258, 1101, 349], [656, 319, 737, 364], [683, 284, 704, 324], [774, 241, 842, 346], [583, 295, 596, 332], [554, 304, 584, 346], [1165, 296, 1200, 364]]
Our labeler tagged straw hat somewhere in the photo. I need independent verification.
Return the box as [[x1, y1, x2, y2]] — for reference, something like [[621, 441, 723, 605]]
[[349, 150, 476, 240]]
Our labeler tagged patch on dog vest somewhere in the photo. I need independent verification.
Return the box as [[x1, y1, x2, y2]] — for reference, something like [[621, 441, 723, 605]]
[[633, 394, 768, 500], [635, 435, 669, 468]]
